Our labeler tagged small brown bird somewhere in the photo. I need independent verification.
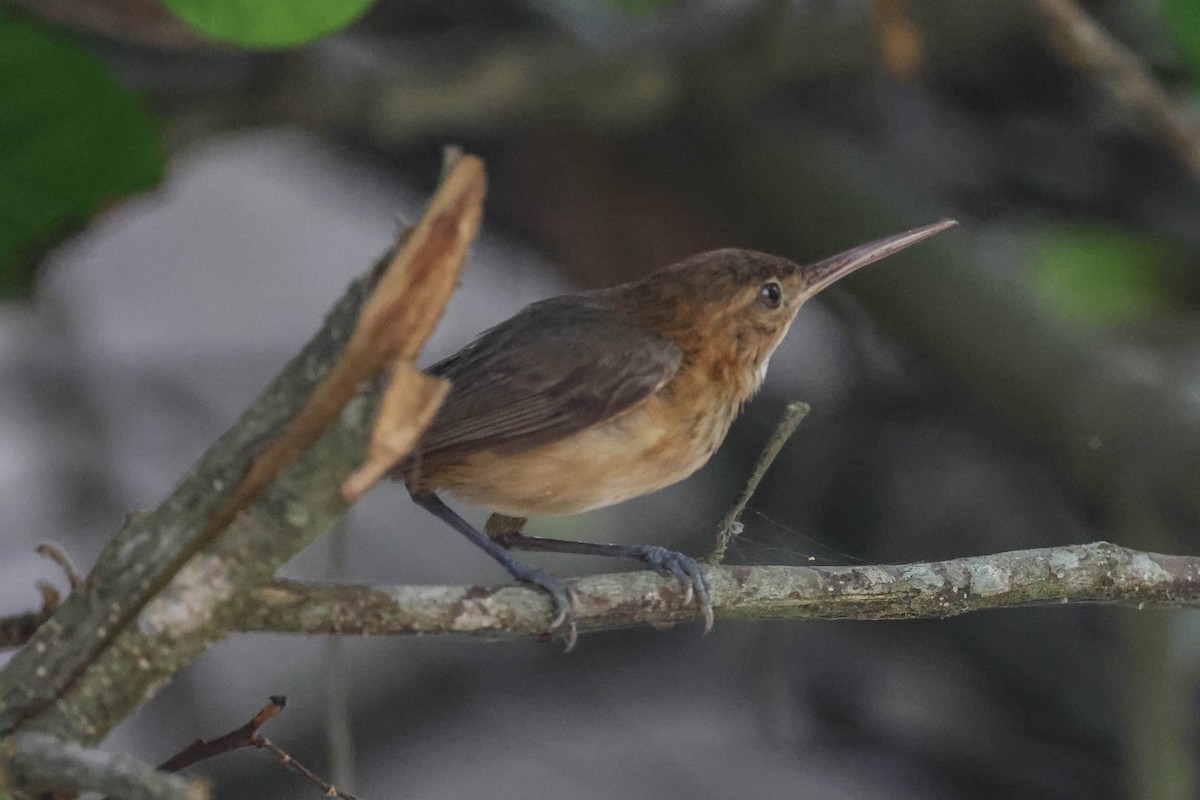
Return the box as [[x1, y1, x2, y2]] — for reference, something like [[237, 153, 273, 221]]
[[401, 219, 955, 646]]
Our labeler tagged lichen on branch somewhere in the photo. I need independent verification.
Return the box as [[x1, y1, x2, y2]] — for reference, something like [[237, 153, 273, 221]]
[[236, 542, 1200, 639]]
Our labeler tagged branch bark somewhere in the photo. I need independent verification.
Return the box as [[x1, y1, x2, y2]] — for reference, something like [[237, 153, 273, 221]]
[[0, 155, 485, 746], [234, 542, 1200, 639], [1, 732, 204, 800]]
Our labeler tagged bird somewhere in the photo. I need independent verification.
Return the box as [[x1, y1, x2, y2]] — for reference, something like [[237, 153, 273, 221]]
[[397, 219, 955, 648]]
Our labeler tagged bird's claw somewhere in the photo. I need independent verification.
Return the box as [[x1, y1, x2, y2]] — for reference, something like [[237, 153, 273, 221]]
[[635, 546, 714, 634], [520, 567, 578, 652]]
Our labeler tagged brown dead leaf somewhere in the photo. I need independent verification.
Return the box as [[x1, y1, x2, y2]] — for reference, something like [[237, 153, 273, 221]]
[[341, 363, 450, 502], [208, 150, 486, 539], [337, 151, 487, 499]]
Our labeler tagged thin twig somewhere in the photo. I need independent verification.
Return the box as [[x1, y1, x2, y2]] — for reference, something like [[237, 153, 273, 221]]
[[257, 738, 358, 800], [1030, 0, 1200, 178], [324, 518, 356, 790], [154, 696, 359, 800], [707, 401, 810, 564]]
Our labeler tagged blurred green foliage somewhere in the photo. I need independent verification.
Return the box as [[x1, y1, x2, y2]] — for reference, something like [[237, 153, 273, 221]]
[[1029, 224, 1176, 325], [0, 0, 374, 302], [0, 11, 163, 300], [161, 0, 375, 48], [1164, 0, 1200, 73]]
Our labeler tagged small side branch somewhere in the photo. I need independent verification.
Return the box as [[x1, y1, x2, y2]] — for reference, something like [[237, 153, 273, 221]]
[[154, 696, 357, 800], [156, 697, 285, 773], [238, 542, 1200, 639], [708, 401, 809, 564]]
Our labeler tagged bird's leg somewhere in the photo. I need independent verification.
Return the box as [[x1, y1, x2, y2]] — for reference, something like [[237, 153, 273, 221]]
[[484, 513, 528, 538], [485, 513, 713, 634], [411, 494, 577, 650]]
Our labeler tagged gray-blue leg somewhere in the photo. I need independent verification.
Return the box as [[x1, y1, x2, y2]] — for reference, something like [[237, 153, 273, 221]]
[[492, 530, 714, 633], [410, 493, 578, 649]]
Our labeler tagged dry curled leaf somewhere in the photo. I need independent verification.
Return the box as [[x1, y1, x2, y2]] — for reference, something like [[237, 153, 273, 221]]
[[340, 151, 487, 501]]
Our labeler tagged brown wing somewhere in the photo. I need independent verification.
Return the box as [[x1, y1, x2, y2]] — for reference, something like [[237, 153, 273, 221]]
[[416, 293, 682, 462]]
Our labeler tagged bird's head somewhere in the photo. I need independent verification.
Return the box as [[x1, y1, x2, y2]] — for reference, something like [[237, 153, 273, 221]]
[[620, 219, 956, 390]]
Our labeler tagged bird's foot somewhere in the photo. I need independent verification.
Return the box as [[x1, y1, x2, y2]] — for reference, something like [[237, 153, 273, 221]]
[[511, 564, 578, 652], [490, 529, 713, 637], [629, 545, 714, 633], [408, 495, 579, 650]]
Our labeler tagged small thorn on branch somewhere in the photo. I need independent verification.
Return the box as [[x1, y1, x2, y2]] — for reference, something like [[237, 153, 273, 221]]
[[0, 543, 85, 649], [36, 541, 82, 588]]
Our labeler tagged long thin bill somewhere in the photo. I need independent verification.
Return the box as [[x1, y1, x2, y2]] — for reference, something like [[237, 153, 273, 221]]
[[799, 218, 957, 298]]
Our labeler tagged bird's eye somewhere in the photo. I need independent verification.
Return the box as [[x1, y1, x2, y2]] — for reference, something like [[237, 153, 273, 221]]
[[758, 281, 782, 309]]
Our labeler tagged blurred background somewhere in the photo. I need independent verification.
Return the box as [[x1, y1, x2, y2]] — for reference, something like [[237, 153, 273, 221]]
[[3, 0, 1200, 798]]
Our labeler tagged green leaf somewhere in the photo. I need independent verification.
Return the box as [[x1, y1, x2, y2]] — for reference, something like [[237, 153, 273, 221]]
[[0, 11, 164, 299], [160, 0, 375, 49], [1165, 0, 1200, 74], [1029, 225, 1174, 325]]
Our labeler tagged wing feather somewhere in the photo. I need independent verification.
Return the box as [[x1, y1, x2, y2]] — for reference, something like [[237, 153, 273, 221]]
[[416, 293, 681, 461]]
